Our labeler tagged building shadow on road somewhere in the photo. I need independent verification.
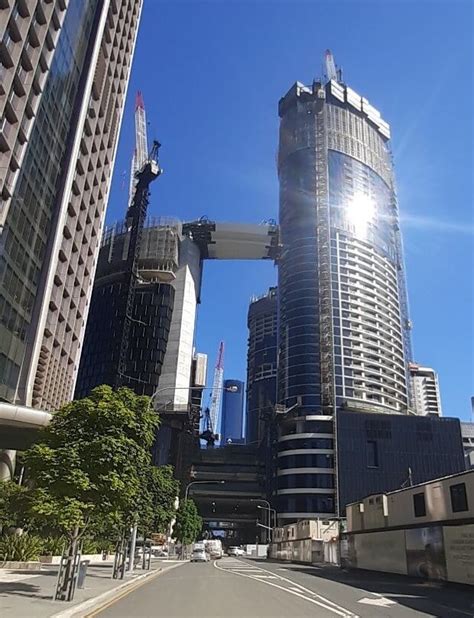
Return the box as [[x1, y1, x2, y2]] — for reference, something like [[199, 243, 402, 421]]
[[266, 562, 474, 618]]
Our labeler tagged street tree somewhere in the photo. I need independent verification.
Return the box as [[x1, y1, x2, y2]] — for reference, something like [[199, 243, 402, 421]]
[[22, 385, 159, 583], [0, 481, 29, 533], [141, 465, 179, 535], [173, 499, 202, 547]]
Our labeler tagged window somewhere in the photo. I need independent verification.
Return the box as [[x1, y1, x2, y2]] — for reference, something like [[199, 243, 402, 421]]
[[450, 483, 468, 513], [366, 440, 378, 467], [413, 492, 426, 517]]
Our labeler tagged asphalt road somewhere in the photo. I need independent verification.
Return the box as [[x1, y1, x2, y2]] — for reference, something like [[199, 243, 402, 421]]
[[96, 557, 474, 618]]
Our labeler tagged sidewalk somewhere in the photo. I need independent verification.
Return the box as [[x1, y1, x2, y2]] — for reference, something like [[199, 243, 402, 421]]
[[0, 559, 183, 618]]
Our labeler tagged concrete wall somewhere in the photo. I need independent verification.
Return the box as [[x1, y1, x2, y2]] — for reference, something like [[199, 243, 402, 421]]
[[343, 523, 474, 586], [155, 238, 202, 407]]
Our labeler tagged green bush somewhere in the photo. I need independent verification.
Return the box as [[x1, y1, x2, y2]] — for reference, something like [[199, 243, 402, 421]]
[[0, 533, 43, 562], [39, 536, 66, 556], [81, 537, 100, 554]]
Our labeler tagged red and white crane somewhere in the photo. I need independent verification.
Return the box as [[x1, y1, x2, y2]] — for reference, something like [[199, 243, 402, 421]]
[[324, 49, 338, 82], [128, 91, 149, 207], [200, 341, 225, 447]]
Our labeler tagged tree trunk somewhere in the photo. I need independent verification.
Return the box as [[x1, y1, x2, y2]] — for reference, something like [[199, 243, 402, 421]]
[[57, 526, 80, 601]]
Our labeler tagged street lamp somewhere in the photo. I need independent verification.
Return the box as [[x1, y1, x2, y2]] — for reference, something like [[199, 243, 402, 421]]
[[150, 383, 238, 407], [251, 499, 277, 542], [185, 480, 225, 501], [257, 504, 277, 529]]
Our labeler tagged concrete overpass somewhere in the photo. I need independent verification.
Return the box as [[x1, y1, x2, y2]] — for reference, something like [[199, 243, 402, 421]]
[[189, 444, 268, 544], [0, 403, 52, 479]]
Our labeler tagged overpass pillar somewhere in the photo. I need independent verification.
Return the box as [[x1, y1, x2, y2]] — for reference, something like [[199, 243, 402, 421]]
[[0, 450, 16, 481]]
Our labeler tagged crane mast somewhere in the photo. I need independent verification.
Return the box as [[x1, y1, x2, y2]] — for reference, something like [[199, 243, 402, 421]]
[[128, 91, 149, 208], [199, 342, 224, 447], [324, 49, 338, 82]]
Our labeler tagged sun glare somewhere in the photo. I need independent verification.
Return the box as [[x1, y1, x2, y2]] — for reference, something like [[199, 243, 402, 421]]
[[346, 193, 375, 234]]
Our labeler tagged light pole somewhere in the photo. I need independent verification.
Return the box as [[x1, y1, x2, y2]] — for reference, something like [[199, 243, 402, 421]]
[[251, 499, 276, 543], [257, 505, 277, 529], [149, 384, 238, 409], [185, 480, 225, 501]]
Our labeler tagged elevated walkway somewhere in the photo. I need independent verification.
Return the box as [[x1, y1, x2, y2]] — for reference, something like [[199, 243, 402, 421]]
[[182, 220, 279, 260], [0, 403, 51, 450]]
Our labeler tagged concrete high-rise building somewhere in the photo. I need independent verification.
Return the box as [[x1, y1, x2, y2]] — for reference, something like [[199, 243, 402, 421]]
[[0, 0, 143, 410], [246, 287, 277, 444], [221, 379, 245, 444], [409, 363, 442, 416], [276, 52, 413, 520]]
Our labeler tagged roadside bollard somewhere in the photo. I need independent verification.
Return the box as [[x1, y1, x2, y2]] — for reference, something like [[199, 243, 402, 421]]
[[77, 560, 90, 589]]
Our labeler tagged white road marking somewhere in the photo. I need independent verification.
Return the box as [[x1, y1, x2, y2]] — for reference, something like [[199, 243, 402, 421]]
[[214, 559, 358, 617], [358, 597, 396, 607]]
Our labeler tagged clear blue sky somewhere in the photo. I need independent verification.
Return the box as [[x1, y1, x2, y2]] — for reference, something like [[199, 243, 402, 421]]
[[106, 0, 474, 421]]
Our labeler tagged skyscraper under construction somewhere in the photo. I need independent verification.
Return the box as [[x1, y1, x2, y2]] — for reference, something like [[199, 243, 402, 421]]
[[276, 51, 413, 520]]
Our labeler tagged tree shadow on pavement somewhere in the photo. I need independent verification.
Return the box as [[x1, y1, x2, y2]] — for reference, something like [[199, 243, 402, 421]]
[[0, 581, 52, 600], [272, 563, 474, 618]]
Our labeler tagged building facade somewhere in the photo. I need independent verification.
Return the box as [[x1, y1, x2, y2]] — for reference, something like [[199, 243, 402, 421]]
[[461, 421, 474, 469], [337, 409, 466, 512], [75, 218, 181, 397], [409, 363, 442, 415], [246, 287, 277, 444], [0, 0, 143, 410], [221, 379, 245, 444], [276, 67, 413, 520]]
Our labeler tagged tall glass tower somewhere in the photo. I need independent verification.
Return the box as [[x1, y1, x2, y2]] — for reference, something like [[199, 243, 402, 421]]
[[0, 0, 143, 410], [276, 55, 412, 520]]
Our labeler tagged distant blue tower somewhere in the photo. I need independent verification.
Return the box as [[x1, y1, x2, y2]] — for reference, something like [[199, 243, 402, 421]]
[[221, 379, 245, 444]]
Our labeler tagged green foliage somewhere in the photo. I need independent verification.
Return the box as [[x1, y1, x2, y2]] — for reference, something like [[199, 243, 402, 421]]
[[173, 499, 202, 545], [0, 533, 43, 562], [140, 465, 179, 534], [0, 481, 30, 532], [22, 385, 159, 540], [39, 536, 66, 557]]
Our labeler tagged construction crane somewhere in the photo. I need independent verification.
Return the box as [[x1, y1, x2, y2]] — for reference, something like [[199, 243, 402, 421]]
[[324, 49, 337, 82], [324, 49, 343, 83], [199, 342, 225, 447], [128, 91, 148, 207], [116, 137, 163, 386]]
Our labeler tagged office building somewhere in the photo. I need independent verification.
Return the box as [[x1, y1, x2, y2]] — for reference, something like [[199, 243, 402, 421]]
[[276, 52, 413, 520], [221, 379, 245, 444], [246, 287, 277, 444], [0, 0, 143, 410], [336, 409, 465, 512], [409, 363, 442, 415], [461, 421, 474, 469]]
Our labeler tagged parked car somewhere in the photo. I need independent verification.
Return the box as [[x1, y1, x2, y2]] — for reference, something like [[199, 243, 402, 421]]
[[227, 546, 245, 557], [191, 548, 208, 562]]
